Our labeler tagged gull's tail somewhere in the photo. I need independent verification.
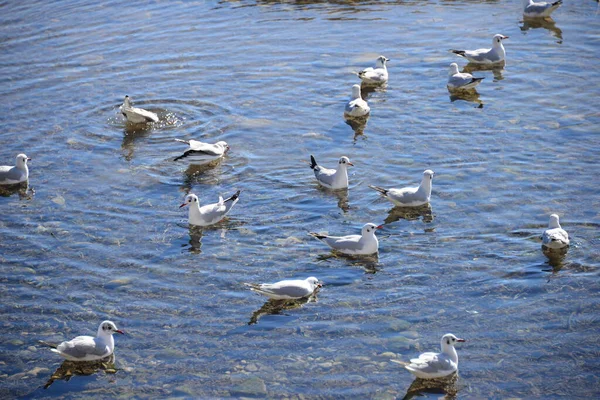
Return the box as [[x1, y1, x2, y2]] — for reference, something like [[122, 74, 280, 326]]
[[224, 190, 241, 203], [368, 185, 389, 196], [451, 50, 466, 58], [552, 0, 562, 5], [308, 232, 328, 240], [38, 340, 58, 349], [309, 155, 318, 170], [174, 138, 190, 145]]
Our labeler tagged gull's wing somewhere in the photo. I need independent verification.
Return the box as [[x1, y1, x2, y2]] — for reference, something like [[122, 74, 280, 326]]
[[54, 336, 109, 360]]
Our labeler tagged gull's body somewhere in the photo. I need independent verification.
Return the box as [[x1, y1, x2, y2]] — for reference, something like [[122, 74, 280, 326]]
[[405, 334, 466, 379], [447, 63, 484, 90], [120, 95, 159, 123], [542, 214, 569, 249], [245, 277, 321, 300], [180, 191, 240, 227], [49, 321, 124, 362], [358, 55, 389, 85], [309, 155, 353, 190], [309, 223, 381, 255], [0, 154, 30, 185], [523, 0, 562, 18], [369, 170, 434, 207], [173, 139, 229, 164], [345, 84, 370, 118], [451, 34, 509, 64]]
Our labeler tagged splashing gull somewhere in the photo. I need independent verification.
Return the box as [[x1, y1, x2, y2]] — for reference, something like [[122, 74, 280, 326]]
[[120, 95, 159, 123]]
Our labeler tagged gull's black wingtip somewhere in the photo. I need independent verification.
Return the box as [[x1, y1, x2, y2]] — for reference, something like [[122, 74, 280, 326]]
[[310, 155, 317, 170]]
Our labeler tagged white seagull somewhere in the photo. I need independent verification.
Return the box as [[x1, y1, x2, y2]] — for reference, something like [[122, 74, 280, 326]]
[[244, 277, 322, 300], [173, 139, 229, 164], [358, 55, 390, 85], [405, 333, 466, 379], [180, 191, 240, 227], [523, 0, 562, 18], [451, 34, 509, 64], [48, 321, 124, 361], [309, 155, 353, 190], [119, 95, 159, 123], [541, 214, 570, 249], [345, 84, 370, 118], [447, 63, 485, 91], [309, 223, 382, 255], [369, 170, 434, 207], [0, 154, 30, 185]]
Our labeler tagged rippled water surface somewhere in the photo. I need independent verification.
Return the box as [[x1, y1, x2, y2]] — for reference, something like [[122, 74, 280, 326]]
[[1, 1, 599, 398]]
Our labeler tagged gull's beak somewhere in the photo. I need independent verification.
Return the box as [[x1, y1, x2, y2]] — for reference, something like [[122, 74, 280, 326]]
[[502, 35, 509, 39], [27, 158, 32, 162], [456, 338, 466, 342], [376, 225, 383, 229], [179, 203, 188, 208], [115, 329, 125, 335], [317, 282, 323, 288], [347, 162, 354, 166]]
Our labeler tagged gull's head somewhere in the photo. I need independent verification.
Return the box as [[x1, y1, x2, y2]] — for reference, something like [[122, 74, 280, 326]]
[[98, 320, 124, 336], [16, 153, 30, 167], [123, 95, 132, 107], [362, 223, 383, 236], [180, 194, 199, 208], [376, 55, 390, 67], [306, 276, 322, 289], [548, 214, 561, 228], [216, 141, 230, 153], [493, 34, 509, 46], [441, 333, 465, 349], [449, 63, 460, 75], [338, 156, 354, 167], [423, 170, 434, 181], [351, 84, 362, 99]]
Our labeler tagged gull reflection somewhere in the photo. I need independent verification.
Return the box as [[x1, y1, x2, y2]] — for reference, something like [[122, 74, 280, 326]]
[[384, 204, 434, 224], [402, 372, 460, 400], [315, 252, 380, 274], [448, 88, 483, 108], [345, 115, 369, 141], [360, 82, 387, 99], [521, 17, 563, 42], [186, 225, 204, 254], [248, 294, 318, 325], [463, 63, 505, 82], [0, 181, 34, 199], [542, 245, 568, 273], [44, 354, 118, 389], [121, 124, 152, 161], [316, 185, 349, 213], [180, 160, 224, 191]]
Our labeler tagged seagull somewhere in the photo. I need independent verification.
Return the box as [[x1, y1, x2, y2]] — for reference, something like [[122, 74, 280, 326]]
[[451, 34, 509, 64], [405, 334, 466, 379], [0, 154, 30, 185], [447, 63, 485, 90], [358, 55, 389, 85], [173, 139, 229, 164], [309, 223, 381, 255], [309, 155, 353, 190], [523, 0, 562, 18], [244, 277, 322, 300], [179, 190, 240, 227], [542, 214, 570, 249], [119, 95, 159, 123], [345, 84, 370, 118], [369, 170, 434, 207], [46, 321, 124, 362]]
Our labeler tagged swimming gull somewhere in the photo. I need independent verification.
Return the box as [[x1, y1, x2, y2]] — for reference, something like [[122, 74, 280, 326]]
[[47, 321, 124, 362], [0, 153, 30, 185], [173, 139, 229, 164], [447, 63, 484, 90], [358, 55, 389, 85], [180, 190, 240, 227], [309, 155, 353, 190], [120, 95, 159, 123], [369, 170, 434, 207], [309, 223, 381, 255], [523, 0, 562, 18], [404, 333, 466, 379], [541, 214, 569, 249], [345, 84, 370, 118], [451, 34, 509, 64], [244, 277, 322, 300]]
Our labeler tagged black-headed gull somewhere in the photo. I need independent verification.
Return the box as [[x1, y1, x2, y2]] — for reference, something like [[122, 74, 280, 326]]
[[309, 155, 353, 190], [405, 334, 466, 379], [369, 170, 434, 207], [447, 63, 484, 91], [345, 84, 370, 118], [451, 34, 509, 64], [542, 214, 569, 249], [358, 55, 389, 85], [523, 0, 562, 18], [309, 223, 381, 255], [48, 321, 124, 361], [120, 95, 159, 123], [173, 139, 229, 164], [244, 277, 322, 300], [0, 154, 30, 185], [179, 190, 240, 227]]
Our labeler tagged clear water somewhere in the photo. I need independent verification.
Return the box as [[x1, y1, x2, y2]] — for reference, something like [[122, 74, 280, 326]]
[[1, 1, 599, 398]]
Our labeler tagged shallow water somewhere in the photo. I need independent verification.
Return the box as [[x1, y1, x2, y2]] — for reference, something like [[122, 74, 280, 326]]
[[1, 0, 599, 398]]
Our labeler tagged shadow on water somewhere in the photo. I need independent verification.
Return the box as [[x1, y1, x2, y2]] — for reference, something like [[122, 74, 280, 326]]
[[0, 181, 34, 199], [402, 373, 460, 400], [384, 204, 434, 224], [248, 294, 318, 325], [344, 115, 369, 142], [520, 17, 563, 42], [42, 354, 118, 390], [463, 63, 505, 82]]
